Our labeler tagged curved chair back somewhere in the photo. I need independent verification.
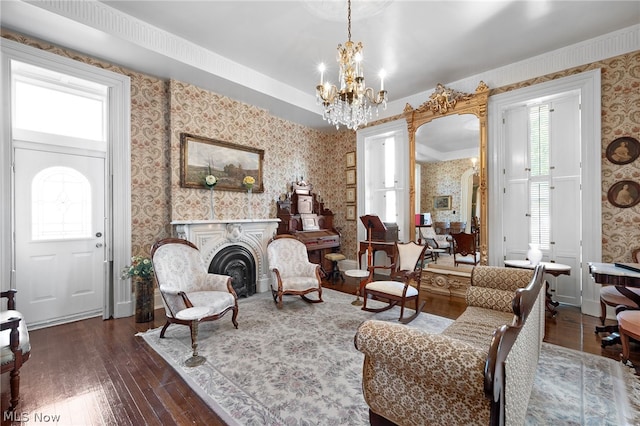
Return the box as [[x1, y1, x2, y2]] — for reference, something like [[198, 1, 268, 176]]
[[151, 239, 208, 294], [396, 242, 428, 273], [267, 236, 311, 278], [451, 232, 480, 266]]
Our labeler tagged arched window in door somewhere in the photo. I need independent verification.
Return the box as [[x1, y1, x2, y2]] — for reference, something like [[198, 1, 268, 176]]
[[32, 166, 92, 240]]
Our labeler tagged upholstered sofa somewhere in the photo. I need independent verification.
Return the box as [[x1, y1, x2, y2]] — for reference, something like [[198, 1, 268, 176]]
[[355, 265, 546, 426]]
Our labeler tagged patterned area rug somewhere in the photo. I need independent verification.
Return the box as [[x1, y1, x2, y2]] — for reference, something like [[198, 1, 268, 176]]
[[139, 288, 639, 425]]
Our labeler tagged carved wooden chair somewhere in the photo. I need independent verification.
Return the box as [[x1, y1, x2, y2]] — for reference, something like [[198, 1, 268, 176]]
[[433, 221, 450, 235], [1, 289, 31, 413], [449, 221, 466, 234], [362, 241, 428, 324], [267, 235, 323, 308], [150, 238, 239, 347], [451, 232, 481, 266]]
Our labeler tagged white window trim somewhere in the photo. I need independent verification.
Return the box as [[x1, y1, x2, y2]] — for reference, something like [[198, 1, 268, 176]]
[[488, 69, 602, 316]]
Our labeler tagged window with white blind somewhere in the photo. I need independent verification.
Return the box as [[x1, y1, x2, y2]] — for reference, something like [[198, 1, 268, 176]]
[[529, 104, 551, 249]]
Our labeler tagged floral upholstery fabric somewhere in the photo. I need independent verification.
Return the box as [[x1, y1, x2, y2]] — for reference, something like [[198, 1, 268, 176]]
[[152, 242, 236, 318], [267, 237, 321, 293], [420, 226, 451, 251], [471, 265, 534, 291], [505, 285, 545, 426], [466, 266, 534, 312], [355, 265, 545, 426], [356, 320, 491, 426]]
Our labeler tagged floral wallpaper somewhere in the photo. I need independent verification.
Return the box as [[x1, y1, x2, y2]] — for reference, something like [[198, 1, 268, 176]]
[[419, 158, 475, 224], [2, 30, 638, 264]]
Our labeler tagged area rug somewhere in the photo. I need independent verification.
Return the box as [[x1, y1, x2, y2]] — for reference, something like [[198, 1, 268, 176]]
[[138, 288, 640, 425]]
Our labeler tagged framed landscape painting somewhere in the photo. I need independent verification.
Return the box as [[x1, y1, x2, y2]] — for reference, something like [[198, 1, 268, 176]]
[[433, 195, 452, 210], [180, 133, 264, 192]]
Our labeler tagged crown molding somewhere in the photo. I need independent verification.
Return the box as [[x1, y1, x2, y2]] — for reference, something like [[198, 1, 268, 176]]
[[386, 24, 639, 117]]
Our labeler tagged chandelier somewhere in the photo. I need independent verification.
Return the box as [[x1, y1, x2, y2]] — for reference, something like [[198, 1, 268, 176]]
[[315, 0, 388, 130]]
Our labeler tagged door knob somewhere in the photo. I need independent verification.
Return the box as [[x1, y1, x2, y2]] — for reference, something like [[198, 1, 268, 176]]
[[96, 243, 103, 248]]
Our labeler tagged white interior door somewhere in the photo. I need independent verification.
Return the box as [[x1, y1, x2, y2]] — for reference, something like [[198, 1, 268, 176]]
[[15, 148, 106, 328]]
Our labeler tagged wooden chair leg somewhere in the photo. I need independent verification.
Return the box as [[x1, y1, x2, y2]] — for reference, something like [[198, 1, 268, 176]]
[[620, 330, 631, 365], [9, 369, 20, 412]]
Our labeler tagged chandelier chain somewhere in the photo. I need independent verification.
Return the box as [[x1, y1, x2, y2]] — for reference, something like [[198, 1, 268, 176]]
[[347, 0, 351, 42]]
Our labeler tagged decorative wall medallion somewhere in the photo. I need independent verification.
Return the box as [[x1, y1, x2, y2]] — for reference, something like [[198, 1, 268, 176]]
[[605, 136, 639, 165], [607, 180, 640, 208]]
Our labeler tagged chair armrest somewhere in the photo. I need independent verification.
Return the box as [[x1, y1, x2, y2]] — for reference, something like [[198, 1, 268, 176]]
[[1, 289, 17, 310], [355, 320, 487, 390], [301, 262, 320, 277], [200, 273, 235, 294]]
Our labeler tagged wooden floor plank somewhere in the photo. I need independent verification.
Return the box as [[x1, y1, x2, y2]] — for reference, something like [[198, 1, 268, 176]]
[[2, 277, 639, 425]]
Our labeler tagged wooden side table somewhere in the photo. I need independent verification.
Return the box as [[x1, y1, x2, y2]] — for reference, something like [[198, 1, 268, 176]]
[[504, 259, 571, 317], [345, 269, 370, 306]]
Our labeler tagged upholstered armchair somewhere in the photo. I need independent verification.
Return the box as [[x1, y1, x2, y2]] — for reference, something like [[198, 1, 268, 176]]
[[1, 289, 31, 413], [420, 226, 452, 254], [267, 235, 323, 308], [151, 238, 238, 344]]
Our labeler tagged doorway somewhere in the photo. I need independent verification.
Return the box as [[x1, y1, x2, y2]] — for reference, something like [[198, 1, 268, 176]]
[[1, 39, 133, 327], [15, 148, 106, 326]]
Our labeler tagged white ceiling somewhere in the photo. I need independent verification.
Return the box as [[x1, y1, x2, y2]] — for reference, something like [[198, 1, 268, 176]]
[[1, 0, 638, 159]]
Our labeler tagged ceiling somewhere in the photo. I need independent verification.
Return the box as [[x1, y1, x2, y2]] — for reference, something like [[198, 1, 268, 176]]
[[1, 0, 638, 160]]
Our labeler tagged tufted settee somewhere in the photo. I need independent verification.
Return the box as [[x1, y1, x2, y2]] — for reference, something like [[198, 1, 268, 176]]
[[355, 265, 546, 426]]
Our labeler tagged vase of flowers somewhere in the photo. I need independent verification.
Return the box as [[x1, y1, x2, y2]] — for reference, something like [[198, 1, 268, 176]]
[[121, 256, 155, 323], [243, 176, 255, 219], [204, 166, 218, 220]]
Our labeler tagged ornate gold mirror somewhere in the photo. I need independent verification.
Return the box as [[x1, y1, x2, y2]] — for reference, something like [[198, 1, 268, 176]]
[[405, 82, 489, 263]]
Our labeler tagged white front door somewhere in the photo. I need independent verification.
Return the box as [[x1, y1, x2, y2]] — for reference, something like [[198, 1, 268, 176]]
[[15, 148, 106, 328]]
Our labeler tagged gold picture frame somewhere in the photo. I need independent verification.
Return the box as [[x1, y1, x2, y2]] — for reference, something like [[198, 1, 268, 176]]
[[346, 205, 356, 221], [346, 169, 356, 185], [433, 195, 452, 210], [346, 151, 356, 168], [346, 186, 356, 203], [180, 133, 264, 192]]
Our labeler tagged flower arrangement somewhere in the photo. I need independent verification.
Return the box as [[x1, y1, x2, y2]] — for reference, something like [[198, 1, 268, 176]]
[[204, 165, 217, 189], [121, 256, 154, 279], [243, 175, 255, 191]]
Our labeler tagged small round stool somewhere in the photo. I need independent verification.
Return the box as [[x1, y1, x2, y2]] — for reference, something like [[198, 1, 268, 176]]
[[324, 252, 346, 284], [175, 306, 213, 367], [617, 310, 640, 367]]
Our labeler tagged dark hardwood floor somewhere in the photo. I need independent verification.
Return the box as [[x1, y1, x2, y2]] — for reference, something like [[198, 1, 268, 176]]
[[2, 277, 639, 425]]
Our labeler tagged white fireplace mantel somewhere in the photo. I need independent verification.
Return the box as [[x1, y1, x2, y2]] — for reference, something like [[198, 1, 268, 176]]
[[171, 219, 280, 293]]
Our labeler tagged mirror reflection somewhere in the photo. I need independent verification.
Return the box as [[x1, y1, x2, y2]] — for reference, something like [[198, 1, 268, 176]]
[[415, 114, 480, 236], [407, 82, 489, 263]]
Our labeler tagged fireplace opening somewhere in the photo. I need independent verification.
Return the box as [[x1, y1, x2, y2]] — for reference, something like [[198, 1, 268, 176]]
[[209, 245, 256, 298]]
